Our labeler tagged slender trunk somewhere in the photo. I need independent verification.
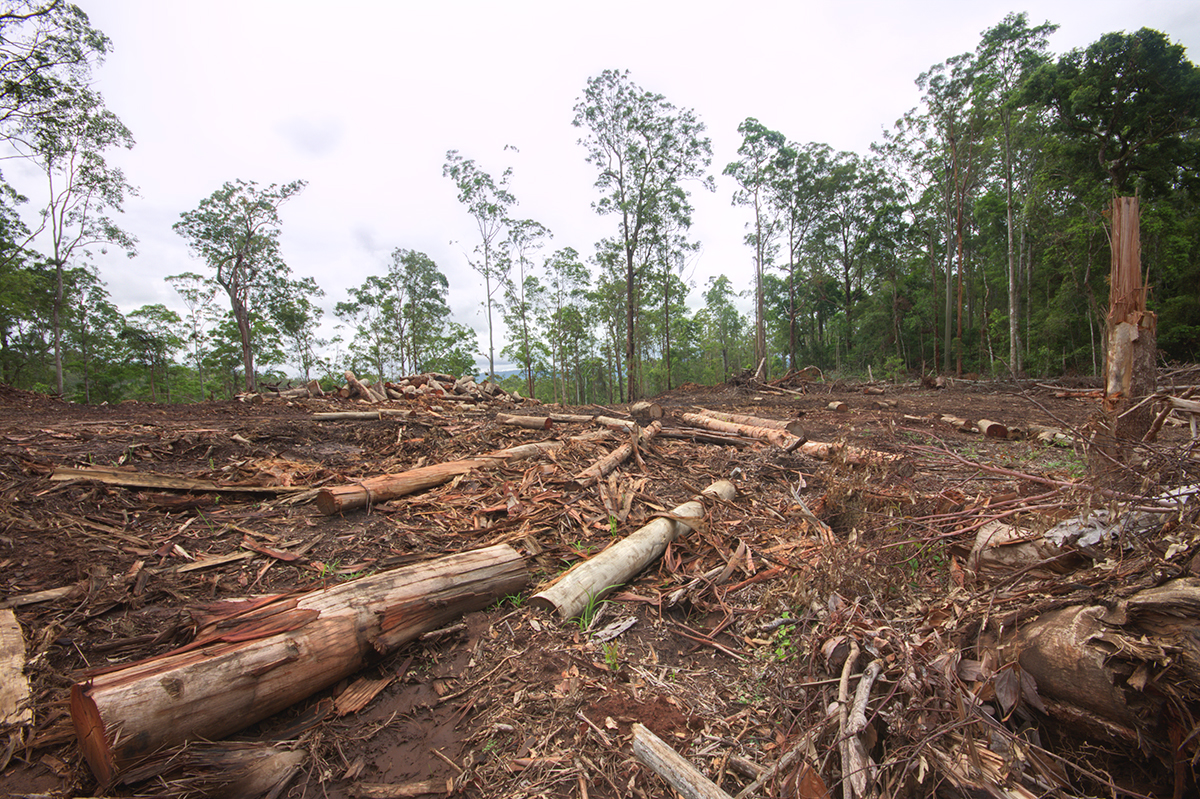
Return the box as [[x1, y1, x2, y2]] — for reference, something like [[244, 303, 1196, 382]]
[[53, 262, 64, 397], [1003, 114, 1021, 376]]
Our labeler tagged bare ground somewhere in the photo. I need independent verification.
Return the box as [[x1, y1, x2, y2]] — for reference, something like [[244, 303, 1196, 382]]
[[1, 374, 1198, 798]]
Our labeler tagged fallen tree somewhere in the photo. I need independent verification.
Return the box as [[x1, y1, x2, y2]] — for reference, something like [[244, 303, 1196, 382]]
[[574, 421, 662, 487], [72, 543, 528, 786]]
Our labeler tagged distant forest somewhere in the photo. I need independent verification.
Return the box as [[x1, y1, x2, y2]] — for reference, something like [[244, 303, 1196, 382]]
[[1, 7, 1197, 404]]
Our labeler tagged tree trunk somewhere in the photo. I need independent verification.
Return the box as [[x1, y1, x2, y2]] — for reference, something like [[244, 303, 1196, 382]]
[[72, 544, 528, 785], [1093, 197, 1157, 476], [681, 412, 799, 449]]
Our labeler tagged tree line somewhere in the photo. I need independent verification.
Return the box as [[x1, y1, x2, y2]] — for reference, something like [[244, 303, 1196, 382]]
[[1, 5, 1197, 404]]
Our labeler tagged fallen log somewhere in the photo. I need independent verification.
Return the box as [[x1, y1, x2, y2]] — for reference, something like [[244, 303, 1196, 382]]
[[827, 401, 849, 413], [696, 408, 806, 440], [72, 544, 527, 785], [680, 412, 798, 449], [574, 421, 662, 487], [594, 415, 638, 431], [495, 413, 552, 430], [316, 440, 565, 515], [940, 414, 976, 434], [531, 480, 735, 619], [632, 722, 733, 799], [312, 410, 412, 421], [549, 412, 596, 423], [1028, 423, 1073, 446]]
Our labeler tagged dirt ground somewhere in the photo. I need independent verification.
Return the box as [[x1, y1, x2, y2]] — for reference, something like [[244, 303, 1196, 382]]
[[1, 373, 1198, 798]]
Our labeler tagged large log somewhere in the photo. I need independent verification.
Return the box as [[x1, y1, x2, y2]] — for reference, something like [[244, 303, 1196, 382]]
[[315, 440, 565, 515], [629, 401, 664, 420], [531, 480, 735, 619], [72, 544, 527, 785], [680, 412, 798, 449], [574, 421, 662, 487], [696, 408, 806, 441]]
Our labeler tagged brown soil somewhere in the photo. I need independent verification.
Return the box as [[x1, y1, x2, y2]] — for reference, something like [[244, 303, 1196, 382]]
[[0, 376, 1196, 798]]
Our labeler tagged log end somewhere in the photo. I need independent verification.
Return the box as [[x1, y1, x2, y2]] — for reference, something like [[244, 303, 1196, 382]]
[[314, 489, 341, 516], [71, 682, 116, 786]]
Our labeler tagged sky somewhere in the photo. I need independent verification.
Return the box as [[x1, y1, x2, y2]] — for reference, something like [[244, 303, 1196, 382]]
[[8, 0, 1200, 372]]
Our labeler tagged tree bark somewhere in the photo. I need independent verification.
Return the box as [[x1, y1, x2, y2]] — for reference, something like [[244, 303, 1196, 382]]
[[72, 544, 528, 786], [696, 408, 805, 440]]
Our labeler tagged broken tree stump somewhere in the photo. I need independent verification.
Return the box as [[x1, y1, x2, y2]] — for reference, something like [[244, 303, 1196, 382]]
[[72, 544, 527, 785], [315, 440, 565, 515], [531, 480, 735, 619], [344, 370, 383, 402]]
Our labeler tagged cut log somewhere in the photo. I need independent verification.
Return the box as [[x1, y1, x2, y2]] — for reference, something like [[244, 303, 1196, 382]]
[[574, 421, 662, 487], [827, 401, 849, 412], [315, 440, 565, 515], [629, 401, 664, 420], [594, 415, 637, 431], [696, 408, 806, 441], [975, 419, 1009, 439], [531, 480, 735, 619], [549, 413, 595, 423], [940, 414, 976, 434], [1028, 424, 1073, 447], [72, 544, 527, 785], [680, 412, 798, 449], [306, 379, 324, 398], [494, 413, 552, 430], [632, 722, 733, 799]]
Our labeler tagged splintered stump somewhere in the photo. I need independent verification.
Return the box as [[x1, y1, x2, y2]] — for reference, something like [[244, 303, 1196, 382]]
[[71, 544, 527, 786]]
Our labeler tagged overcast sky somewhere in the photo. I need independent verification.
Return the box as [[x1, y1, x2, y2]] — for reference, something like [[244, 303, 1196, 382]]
[[9, 0, 1200, 370]]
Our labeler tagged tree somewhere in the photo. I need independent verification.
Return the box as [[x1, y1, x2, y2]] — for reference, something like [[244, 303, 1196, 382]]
[[574, 69, 713, 401], [543, 246, 589, 402], [974, 13, 1057, 376], [165, 271, 220, 395], [725, 118, 785, 372], [1029, 28, 1200, 195], [443, 149, 515, 380], [503, 218, 551, 397], [173, 179, 306, 393], [271, 276, 326, 381], [0, 1, 111, 137], [773, 142, 831, 370], [122, 303, 181, 402], [701, 275, 746, 383], [18, 84, 136, 396]]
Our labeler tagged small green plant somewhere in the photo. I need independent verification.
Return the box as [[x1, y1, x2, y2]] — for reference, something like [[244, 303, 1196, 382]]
[[608, 516, 619, 535], [575, 587, 615, 632], [602, 642, 621, 672], [770, 613, 795, 661]]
